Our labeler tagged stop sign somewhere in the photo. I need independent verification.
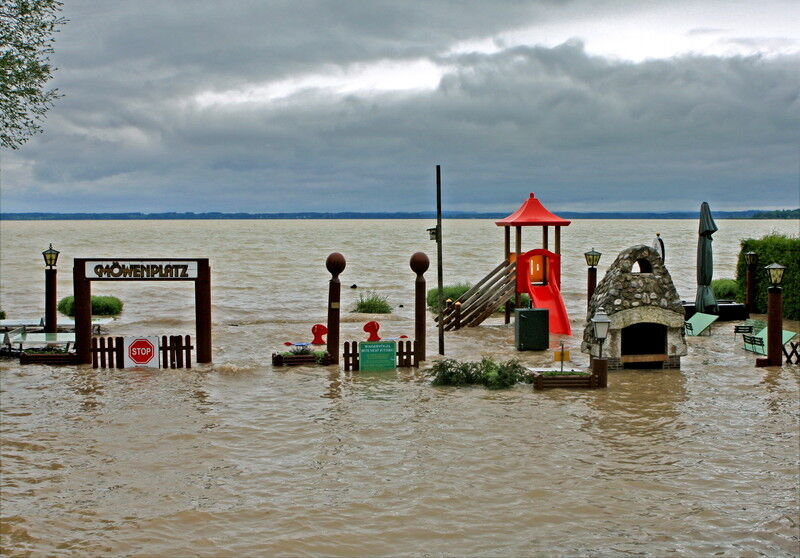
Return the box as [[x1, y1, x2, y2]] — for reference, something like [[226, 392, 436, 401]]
[[128, 338, 156, 366]]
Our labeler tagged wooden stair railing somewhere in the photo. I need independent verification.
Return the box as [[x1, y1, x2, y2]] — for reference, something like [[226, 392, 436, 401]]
[[436, 260, 517, 330]]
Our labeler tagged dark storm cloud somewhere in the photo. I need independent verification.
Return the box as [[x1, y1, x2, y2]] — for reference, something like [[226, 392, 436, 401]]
[[2, 1, 799, 212]]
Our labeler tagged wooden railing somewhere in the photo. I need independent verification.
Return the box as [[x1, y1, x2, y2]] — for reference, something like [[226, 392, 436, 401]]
[[160, 335, 193, 369], [91, 336, 124, 368], [784, 341, 800, 365], [91, 335, 193, 369], [436, 260, 517, 330]]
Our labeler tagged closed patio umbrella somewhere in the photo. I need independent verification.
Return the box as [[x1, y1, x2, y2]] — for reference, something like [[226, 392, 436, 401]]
[[695, 202, 718, 314]]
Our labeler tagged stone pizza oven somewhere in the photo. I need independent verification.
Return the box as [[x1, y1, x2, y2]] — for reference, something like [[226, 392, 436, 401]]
[[581, 245, 687, 369]]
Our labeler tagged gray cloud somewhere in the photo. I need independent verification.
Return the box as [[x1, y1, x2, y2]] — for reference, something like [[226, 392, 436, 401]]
[[2, 1, 799, 213]]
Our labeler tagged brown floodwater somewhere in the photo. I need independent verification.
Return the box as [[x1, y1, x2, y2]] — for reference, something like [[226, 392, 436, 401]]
[[1, 219, 798, 556]]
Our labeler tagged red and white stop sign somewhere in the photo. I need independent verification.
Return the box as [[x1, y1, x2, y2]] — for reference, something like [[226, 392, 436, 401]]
[[127, 338, 156, 366]]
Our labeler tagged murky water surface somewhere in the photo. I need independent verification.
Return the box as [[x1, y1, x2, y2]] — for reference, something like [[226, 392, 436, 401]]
[[1, 219, 798, 556]]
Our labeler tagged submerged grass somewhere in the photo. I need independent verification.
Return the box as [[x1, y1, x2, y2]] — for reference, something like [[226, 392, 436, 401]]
[[353, 291, 392, 314], [429, 357, 531, 389]]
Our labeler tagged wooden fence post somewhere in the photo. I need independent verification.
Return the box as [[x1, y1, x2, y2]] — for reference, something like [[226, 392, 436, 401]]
[[410, 252, 429, 363], [326, 253, 346, 365]]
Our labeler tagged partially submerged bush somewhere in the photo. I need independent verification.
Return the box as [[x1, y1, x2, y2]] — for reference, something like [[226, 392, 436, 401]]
[[58, 295, 123, 317], [429, 357, 531, 389], [711, 278, 739, 300], [427, 283, 471, 311], [353, 291, 392, 313], [0, 309, 5, 319], [429, 359, 482, 386]]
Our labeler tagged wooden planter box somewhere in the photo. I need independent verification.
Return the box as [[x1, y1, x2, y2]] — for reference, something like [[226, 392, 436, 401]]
[[272, 352, 332, 366], [20, 352, 78, 366], [532, 371, 598, 390]]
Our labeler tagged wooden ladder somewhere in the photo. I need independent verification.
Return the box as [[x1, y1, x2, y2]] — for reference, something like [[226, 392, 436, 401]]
[[437, 260, 517, 330]]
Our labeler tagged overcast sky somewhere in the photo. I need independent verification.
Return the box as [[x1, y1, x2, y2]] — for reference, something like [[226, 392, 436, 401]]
[[2, 0, 799, 213]]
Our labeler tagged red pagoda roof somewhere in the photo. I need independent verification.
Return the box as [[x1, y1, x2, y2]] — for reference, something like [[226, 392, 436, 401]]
[[495, 193, 571, 227]]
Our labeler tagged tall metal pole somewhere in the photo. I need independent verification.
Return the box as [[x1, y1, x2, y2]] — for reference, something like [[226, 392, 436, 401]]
[[436, 165, 445, 355]]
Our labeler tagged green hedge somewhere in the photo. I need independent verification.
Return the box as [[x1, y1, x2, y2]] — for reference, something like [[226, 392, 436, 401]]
[[0, 309, 5, 320], [58, 295, 123, 317], [735, 234, 799, 319]]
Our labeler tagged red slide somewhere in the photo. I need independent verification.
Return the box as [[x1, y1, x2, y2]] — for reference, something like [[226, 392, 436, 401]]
[[517, 249, 572, 336]]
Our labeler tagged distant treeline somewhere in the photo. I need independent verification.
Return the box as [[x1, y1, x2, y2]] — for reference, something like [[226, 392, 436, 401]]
[[1, 209, 798, 220]]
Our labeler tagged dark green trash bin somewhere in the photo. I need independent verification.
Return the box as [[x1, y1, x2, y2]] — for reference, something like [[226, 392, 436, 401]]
[[515, 308, 549, 351]]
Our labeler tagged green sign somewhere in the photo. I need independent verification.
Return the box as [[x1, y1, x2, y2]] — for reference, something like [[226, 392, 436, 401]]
[[359, 341, 397, 371]]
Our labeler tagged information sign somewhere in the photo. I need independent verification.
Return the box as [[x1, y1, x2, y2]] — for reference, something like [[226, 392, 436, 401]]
[[86, 261, 198, 280], [124, 336, 160, 368], [359, 341, 397, 371]]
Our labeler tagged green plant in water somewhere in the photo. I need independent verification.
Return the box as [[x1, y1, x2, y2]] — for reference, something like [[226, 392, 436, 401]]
[[289, 345, 312, 355], [0, 309, 5, 319], [57, 295, 123, 317], [313, 350, 330, 364], [539, 370, 590, 377], [429, 359, 482, 386], [429, 357, 531, 389], [711, 278, 739, 300], [353, 291, 392, 314], [427, 283, 472, 311]]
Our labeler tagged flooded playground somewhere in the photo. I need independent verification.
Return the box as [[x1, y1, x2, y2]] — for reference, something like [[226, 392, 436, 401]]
[[1, 218, 798, 556]]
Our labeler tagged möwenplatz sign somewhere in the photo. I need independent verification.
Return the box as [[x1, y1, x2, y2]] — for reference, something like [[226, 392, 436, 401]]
[[86, 260, 198, 280]]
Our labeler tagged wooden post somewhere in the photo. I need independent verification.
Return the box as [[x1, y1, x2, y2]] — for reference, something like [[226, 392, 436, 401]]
[[554, 226, 561, 255], [745, 263, 756, 313], [326, 252, 346, 365], [587, 266, 597, 310], [73, 259, 92, 364], [44, 268, 57, 333], [410, 252, 429, 363], [592, 357, 608, 388], [195, 258, 212, 363], [454, 302, 462, 330], [436, 165, 445, 356], [514, 226, 521, 309], [542, 226, 549, 250], [767, 286, 783, 366]]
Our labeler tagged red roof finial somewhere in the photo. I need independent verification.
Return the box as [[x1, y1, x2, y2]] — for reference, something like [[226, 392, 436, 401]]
[[530, 192, 535, 198]]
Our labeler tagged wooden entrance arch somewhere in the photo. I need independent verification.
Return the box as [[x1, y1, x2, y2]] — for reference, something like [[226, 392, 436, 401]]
[[73, 258, 211, 364]]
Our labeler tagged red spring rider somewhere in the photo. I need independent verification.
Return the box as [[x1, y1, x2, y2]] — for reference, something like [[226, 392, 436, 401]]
[[363, 321, 381, 342], [311, 324, 328, 345]]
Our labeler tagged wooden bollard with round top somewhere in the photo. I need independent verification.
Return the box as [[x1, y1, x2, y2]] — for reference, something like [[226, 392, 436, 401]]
[[410, 252, 429, 363], [326, 253, 346, 365]]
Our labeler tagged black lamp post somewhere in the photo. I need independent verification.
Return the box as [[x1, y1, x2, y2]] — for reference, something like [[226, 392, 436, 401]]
[[584, 248, 601, 309], [744, 251, 758, 313], [42, 244, 59, 333], [590, 306, 611, 386], [757, 262, 786, 367]]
